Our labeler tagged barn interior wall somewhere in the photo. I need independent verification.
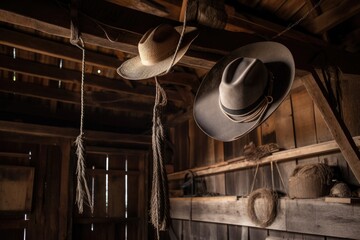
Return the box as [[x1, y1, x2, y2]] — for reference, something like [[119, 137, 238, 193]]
[[168, 73, 360, 240], [0, 134, 148, 240]]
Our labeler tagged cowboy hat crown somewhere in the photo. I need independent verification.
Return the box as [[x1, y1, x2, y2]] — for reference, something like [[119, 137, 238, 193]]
[[219, 57, 269, 116], [139, 24, 181, 66]]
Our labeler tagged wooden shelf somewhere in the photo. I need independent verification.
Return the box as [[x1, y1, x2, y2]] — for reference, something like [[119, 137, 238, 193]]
[[168, 136, 360, 181], [170, 196, 360, 239]]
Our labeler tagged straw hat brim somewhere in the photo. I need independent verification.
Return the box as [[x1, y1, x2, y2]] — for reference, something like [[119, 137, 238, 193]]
[[117, 26, 198, 80], [193, 42, 295, 142]]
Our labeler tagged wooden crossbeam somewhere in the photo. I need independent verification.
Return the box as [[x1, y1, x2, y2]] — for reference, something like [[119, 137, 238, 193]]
[[0, 54, 184, 104], [0, 79, 158, 114], [0, 0, 359, 74], [0, 96, 149, 132], [303, 0, 360, 34], [167, 136, 360, 181], [0, 28, 200, 89], [0, 28, 120, 69], [301, 72, 360, 183], [0, 120, 151, 145]]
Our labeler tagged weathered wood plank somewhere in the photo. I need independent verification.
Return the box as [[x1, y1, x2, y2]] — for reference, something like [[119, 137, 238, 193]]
[[170, 196, 286, 230], [0, 120, 151, 144], [0, 0, 360, 74], [0, 79, 158, 114], [86, 146, 148, 156], [301, 73, 360, 183], [286, 198, 360, 239], [171, 197, 360, 239], [0, 54, 184, 104], [0, 27, 120, 69], [303, 0, 360, 34], [58, 140, 71, 240], [0, 166, 34, 211], [168, 136, 360, 181]]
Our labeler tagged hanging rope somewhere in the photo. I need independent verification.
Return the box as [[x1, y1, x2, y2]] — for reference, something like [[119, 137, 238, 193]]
[[150, 5, 188, 240], [150, 77, 170, 238], [70, 14, 94, 214]]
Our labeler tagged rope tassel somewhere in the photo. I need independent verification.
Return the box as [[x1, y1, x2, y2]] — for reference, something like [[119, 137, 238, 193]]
[[74, 134, 93, 214], [150, 78, 170, 238]]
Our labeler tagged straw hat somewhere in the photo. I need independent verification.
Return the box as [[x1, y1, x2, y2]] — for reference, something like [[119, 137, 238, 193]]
[[117, 24, 198, 80], [193, 42, 295, 142]]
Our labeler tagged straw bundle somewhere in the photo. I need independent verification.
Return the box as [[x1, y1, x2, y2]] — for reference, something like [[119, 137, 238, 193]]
[[247, 188, 277, 228]]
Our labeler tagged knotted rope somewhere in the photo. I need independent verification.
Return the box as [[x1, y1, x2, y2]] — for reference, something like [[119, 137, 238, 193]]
[[150, 6, 188, 240], [70, 12, 94, 214]]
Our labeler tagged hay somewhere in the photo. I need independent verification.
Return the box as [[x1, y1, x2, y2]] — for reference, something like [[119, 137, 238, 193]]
[[247, 188, 277, 228]]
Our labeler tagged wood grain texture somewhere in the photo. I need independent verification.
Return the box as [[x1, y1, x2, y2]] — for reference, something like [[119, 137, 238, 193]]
[[302, 73, 360, 183], [171, 197, 360, 239], [168, 136, 360, 181]]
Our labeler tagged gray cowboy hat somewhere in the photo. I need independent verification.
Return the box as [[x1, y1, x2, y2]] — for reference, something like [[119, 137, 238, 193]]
[[117, 24, 198, 80], [193, 41, 295, 142]]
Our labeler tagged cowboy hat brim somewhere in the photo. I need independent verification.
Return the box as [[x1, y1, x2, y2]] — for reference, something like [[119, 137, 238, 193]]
[[117, 26, 198, 80], [193, 42, 295, 142]]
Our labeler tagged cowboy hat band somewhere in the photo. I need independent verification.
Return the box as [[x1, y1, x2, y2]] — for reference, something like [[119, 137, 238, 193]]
[[218, 57, 274, 123]]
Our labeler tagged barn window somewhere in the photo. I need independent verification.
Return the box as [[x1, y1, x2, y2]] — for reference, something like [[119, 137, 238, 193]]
[[73, 151, 146, 240]]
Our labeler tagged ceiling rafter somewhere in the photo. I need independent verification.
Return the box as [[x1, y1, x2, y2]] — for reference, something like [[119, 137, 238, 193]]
[[0, 0, 359, 74], [0, 54, 187, 105]]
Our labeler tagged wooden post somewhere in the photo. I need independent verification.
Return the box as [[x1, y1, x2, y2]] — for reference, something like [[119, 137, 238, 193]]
[[301, 71, 360, 183]]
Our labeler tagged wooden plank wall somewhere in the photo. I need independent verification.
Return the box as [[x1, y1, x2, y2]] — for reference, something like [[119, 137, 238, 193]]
[[0, 133, 148, 240], [168, 73, 359, 240]]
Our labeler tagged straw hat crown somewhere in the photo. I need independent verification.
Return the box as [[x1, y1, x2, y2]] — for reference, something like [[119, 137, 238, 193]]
[[138, 24, 180, 66], [117, 24, 198, 80]]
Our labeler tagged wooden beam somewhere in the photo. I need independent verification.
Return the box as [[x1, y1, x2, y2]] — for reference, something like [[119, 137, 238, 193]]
[[86, 146, 148, 155], [303, 0, 360, 34], [0, 219, 29, 229], [0, 79, 158, 114], [301, 72, 360, 183], [0, 151, 29, 158], [0, 0, 360, 74], [0, 27, 120, 69], [170, 197, 360, 239], [168, 136, 360, 181], [0, 96, 150, 133], [0, 120, 151, 145], [0, 54, 184, 104], [0, 28, 200, 89]]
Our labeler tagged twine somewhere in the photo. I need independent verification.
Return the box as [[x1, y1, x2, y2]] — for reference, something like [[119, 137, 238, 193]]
[[247, 188, 277, 228], [70, 18, 94, 214], [247, 159, 278, 227], [291, 163, 333, 186]]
